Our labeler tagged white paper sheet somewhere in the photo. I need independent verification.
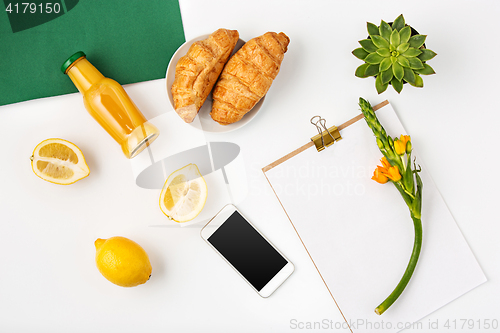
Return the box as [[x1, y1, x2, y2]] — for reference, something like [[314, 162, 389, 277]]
[[264, 102, 486, 333]]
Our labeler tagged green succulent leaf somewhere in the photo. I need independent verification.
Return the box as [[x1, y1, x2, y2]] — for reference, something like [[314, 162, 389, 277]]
[[412, 73, 424, 87], [379, 20, 392, 40], [392, 14, 405, 31], [418, 49, 437, 61], [391, 77, 404, 93], [365, 64, 380, 76], [403, 67, 416, 84], [376, 48, 391, 57], [396, 43, 409, 53], [372, 35, 390, 49], [367, 22, 380, 36], [391, 56, 398, 64], [355, 63, 370, 78], [390, 29, 400, 48], [416, 74, 424, 87], [393, 62, 404, 81], [399, 26, 411, 44], [353, 48, 370, 60], [409, 57, 424, 69], [381, 68, 394, 84], [414, 63, 436, 75], [402, 47, 422, 57], [365, 53, 385, 64], [380, 57, 393, 72], [397, 55, 410, 67], [359, 39, 378, 53], [376, 74, 389, 94], [409, 35, 427, 49]]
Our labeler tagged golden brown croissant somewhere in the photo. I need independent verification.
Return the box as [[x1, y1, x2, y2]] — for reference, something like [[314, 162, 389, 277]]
[[210, 32, 290, 125], [171, 28, 239, 123]]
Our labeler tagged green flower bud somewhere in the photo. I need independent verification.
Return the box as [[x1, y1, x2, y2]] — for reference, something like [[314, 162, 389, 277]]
[[376, 138, 384, 149], [406, 140, 412, 154], [387, 136, 394, 150]]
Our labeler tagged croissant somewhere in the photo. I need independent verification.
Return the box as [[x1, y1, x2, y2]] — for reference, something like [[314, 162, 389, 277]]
[[171, 28, 239, 123], [210, 32, 290, 125]]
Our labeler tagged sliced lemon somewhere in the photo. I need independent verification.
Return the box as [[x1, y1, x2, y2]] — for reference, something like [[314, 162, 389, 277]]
[[159, 164, 208, 222], [31, 138, 90, 185]]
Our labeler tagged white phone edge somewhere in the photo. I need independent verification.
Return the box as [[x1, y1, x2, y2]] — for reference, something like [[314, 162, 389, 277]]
[[200, 204, 294, 298]]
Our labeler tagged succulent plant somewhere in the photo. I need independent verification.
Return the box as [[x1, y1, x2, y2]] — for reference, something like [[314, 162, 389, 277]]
[[353, 15, 437, 94]]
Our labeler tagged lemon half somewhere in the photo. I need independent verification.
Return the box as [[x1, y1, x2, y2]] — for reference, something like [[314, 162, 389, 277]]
[[159, 164, 208, 222], [31, 138, 90, 185]]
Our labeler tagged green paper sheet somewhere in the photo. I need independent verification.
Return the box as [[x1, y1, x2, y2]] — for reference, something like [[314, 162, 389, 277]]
[[0, 0, 185, 106]]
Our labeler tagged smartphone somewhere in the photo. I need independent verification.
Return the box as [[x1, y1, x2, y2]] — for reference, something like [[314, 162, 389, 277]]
[[201, 204, 294, 297]]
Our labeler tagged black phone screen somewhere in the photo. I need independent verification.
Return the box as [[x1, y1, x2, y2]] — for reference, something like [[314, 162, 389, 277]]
[[208, 211, 288, 291]]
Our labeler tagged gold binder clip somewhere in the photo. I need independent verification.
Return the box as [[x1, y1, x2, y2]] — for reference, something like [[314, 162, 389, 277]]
[[310, 116, 342, 152]]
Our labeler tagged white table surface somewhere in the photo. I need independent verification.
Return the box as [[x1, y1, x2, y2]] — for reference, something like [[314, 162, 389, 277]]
[[1, 1, 499, 332]]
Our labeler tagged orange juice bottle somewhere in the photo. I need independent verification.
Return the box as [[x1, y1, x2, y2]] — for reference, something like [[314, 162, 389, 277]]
[[61, 51, 159, 159]]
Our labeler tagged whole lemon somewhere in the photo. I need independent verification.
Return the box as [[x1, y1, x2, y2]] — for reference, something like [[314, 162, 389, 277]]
[[95, 236, 152, 287]]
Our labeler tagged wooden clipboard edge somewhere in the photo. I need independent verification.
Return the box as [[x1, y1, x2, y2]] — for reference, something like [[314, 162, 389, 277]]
[[262, 141, 314, 173], [262, 171, 354, 333], [262, 100, 389, 173]]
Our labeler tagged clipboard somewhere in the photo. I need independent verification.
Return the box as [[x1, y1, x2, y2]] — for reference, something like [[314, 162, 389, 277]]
[[263, 100, 388, 173], [262, 101, 486, 333]]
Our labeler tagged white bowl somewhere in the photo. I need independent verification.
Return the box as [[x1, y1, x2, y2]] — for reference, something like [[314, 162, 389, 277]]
[[165, 33, 264, 133]]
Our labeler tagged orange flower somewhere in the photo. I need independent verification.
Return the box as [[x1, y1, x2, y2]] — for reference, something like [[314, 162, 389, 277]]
[[372, 157, 402, 183], [394, 135, 411, 155], [385, 165, 402, 182], [372, 166, 389, 184], [380, 156, 391, 169]]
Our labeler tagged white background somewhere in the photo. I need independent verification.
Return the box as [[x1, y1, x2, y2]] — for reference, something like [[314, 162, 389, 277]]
[[1, 0, 499, 332]]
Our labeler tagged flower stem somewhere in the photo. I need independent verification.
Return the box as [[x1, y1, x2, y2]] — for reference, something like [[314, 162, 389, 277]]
[[397, 181, 415, 199], [375, 215, 422, 315]]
